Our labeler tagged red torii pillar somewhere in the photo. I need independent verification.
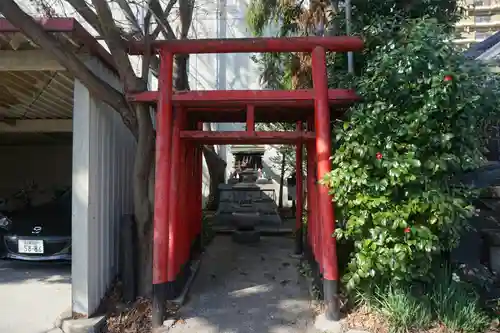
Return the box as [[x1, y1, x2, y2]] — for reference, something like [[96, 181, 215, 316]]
[[152, 51, 174, 326], [312, 46, 340, 321], [306, 116, 316, 263], [166, 104, 184, 293], [294, 121, 304, 255]]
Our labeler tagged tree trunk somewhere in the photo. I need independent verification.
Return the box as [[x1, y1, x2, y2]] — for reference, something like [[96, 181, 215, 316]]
[[203, 145, 227, 210], [325, 0, 340, 36], [133, 103, 155, 297], [278, 152, 286, 209]]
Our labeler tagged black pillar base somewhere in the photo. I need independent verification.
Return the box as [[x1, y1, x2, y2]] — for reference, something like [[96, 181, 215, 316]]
[[323, 279, 340, 321], [294, 228, 303, 255], [192, 234, 202, 259], [165, 261, 193, 300], [152, 283, 166, 328], [303, 242, 313, 263], [165, 280, 177, 301], [178, 262, 192, 294]]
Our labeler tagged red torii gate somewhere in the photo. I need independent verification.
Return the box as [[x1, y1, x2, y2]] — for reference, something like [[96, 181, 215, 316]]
[[128, 36, 363, 327]]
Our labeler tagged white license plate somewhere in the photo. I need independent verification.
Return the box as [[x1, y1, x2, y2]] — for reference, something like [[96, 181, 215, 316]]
[[18, 239, 44, 254]]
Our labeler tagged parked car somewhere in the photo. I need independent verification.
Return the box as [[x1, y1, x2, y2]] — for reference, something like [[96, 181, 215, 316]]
[[0, 188, 71, 261]]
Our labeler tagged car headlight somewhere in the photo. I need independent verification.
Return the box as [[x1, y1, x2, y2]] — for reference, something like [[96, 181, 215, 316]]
[[0, 215, 12, 229]]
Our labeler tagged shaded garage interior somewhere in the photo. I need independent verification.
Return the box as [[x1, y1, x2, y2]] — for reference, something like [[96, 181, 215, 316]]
[[0, 70, 74, 213], [0, 54, 74, 247], [0, 22, 77, 215], [0, 69, 74, 333], [0, 18, 137, 332]]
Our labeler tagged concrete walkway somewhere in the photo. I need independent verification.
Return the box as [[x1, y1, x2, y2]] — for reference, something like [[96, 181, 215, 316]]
[[166, 235, 319, 333], [0, 260, 71, 333]]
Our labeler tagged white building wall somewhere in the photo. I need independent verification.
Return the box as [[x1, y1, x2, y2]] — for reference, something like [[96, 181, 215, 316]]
[[187, 0, 261, 91], [72, 59, 136, 315]]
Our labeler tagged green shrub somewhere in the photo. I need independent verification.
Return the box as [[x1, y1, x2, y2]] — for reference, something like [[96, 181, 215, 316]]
[[322, 18, 500, 290], [357, 268, 491, 333]]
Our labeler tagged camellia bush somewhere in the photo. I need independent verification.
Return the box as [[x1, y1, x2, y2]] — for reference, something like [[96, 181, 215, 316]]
[[322, 18, 500, 290]]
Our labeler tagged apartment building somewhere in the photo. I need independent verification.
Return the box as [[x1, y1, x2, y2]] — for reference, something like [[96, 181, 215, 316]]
[[455, 0, 500, 46]]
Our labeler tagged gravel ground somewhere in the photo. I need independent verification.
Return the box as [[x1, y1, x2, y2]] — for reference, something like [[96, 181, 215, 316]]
[[165, 235, 319, 333]]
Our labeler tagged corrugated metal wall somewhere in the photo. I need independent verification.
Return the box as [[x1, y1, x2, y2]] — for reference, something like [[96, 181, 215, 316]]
[[72, 59, 135, 315]]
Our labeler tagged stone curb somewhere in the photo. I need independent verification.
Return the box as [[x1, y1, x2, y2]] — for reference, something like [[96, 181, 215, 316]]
[[60, 316, 106, 333], [54, 308, 106, 333], [171, 258, 201, 306], [54, 308, 73, 329]]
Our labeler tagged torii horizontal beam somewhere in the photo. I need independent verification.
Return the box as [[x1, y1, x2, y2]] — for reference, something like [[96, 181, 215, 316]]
[[127, 89, 359, 107], [180, 130, 315, 144], [129, 36, 363, 55]]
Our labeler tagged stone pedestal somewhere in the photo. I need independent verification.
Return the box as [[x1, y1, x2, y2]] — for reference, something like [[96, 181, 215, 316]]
[[232, 230, 261, 243], [490, 247, 500, 273], [489, 230, 500, 273], [232, 212, 260, 230], [231, 212, 261, 243]]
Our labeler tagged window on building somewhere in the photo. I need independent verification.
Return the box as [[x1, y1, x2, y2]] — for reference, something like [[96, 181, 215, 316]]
[[473, 0, 492, 5], [476, 31, 491, 40], [475, 15, 492, 23]]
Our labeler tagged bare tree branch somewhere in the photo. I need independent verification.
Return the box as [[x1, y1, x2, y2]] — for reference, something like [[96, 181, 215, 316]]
[[115, 0, 143, 33], [141, 6, 152, 81], [65, 0, 103, 34], [179, 0, 194, 39], [66, 0, 160, 79], [91, 0, 142, 90], [149, 0, 176, 39], [0, 0, 137, 135], [179, 0, 194, 38], [143, 1, 153, 30], [150, 0, 177, 39], [116, 0, 160, 77]]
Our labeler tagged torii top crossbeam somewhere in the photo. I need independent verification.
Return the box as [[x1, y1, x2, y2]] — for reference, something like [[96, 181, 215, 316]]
[[127, 36, 364, 125], [128, 36, 364, 55]]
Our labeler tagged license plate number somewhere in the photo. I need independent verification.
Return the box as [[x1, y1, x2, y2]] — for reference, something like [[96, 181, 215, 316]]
[[18, 240, 44, 254]]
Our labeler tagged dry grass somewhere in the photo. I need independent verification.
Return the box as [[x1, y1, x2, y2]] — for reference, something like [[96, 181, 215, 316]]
[[93, 280, 179, 333], [344, 304, 500, 333], [344, 305, 451, 333], [106, 298, 153, 333], [105, 298, 181, 333], [345, 304, 389, 333]]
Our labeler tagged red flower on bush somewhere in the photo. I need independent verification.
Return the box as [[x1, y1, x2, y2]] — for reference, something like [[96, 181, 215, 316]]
[[376, 152, 383, 160], [404, 227, 411, 233], [444, 75, 453, 82]]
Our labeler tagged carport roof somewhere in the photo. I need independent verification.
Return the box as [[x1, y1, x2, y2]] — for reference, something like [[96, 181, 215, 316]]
[[0, 18, 116, 72], [0, 18, 117, 121]]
